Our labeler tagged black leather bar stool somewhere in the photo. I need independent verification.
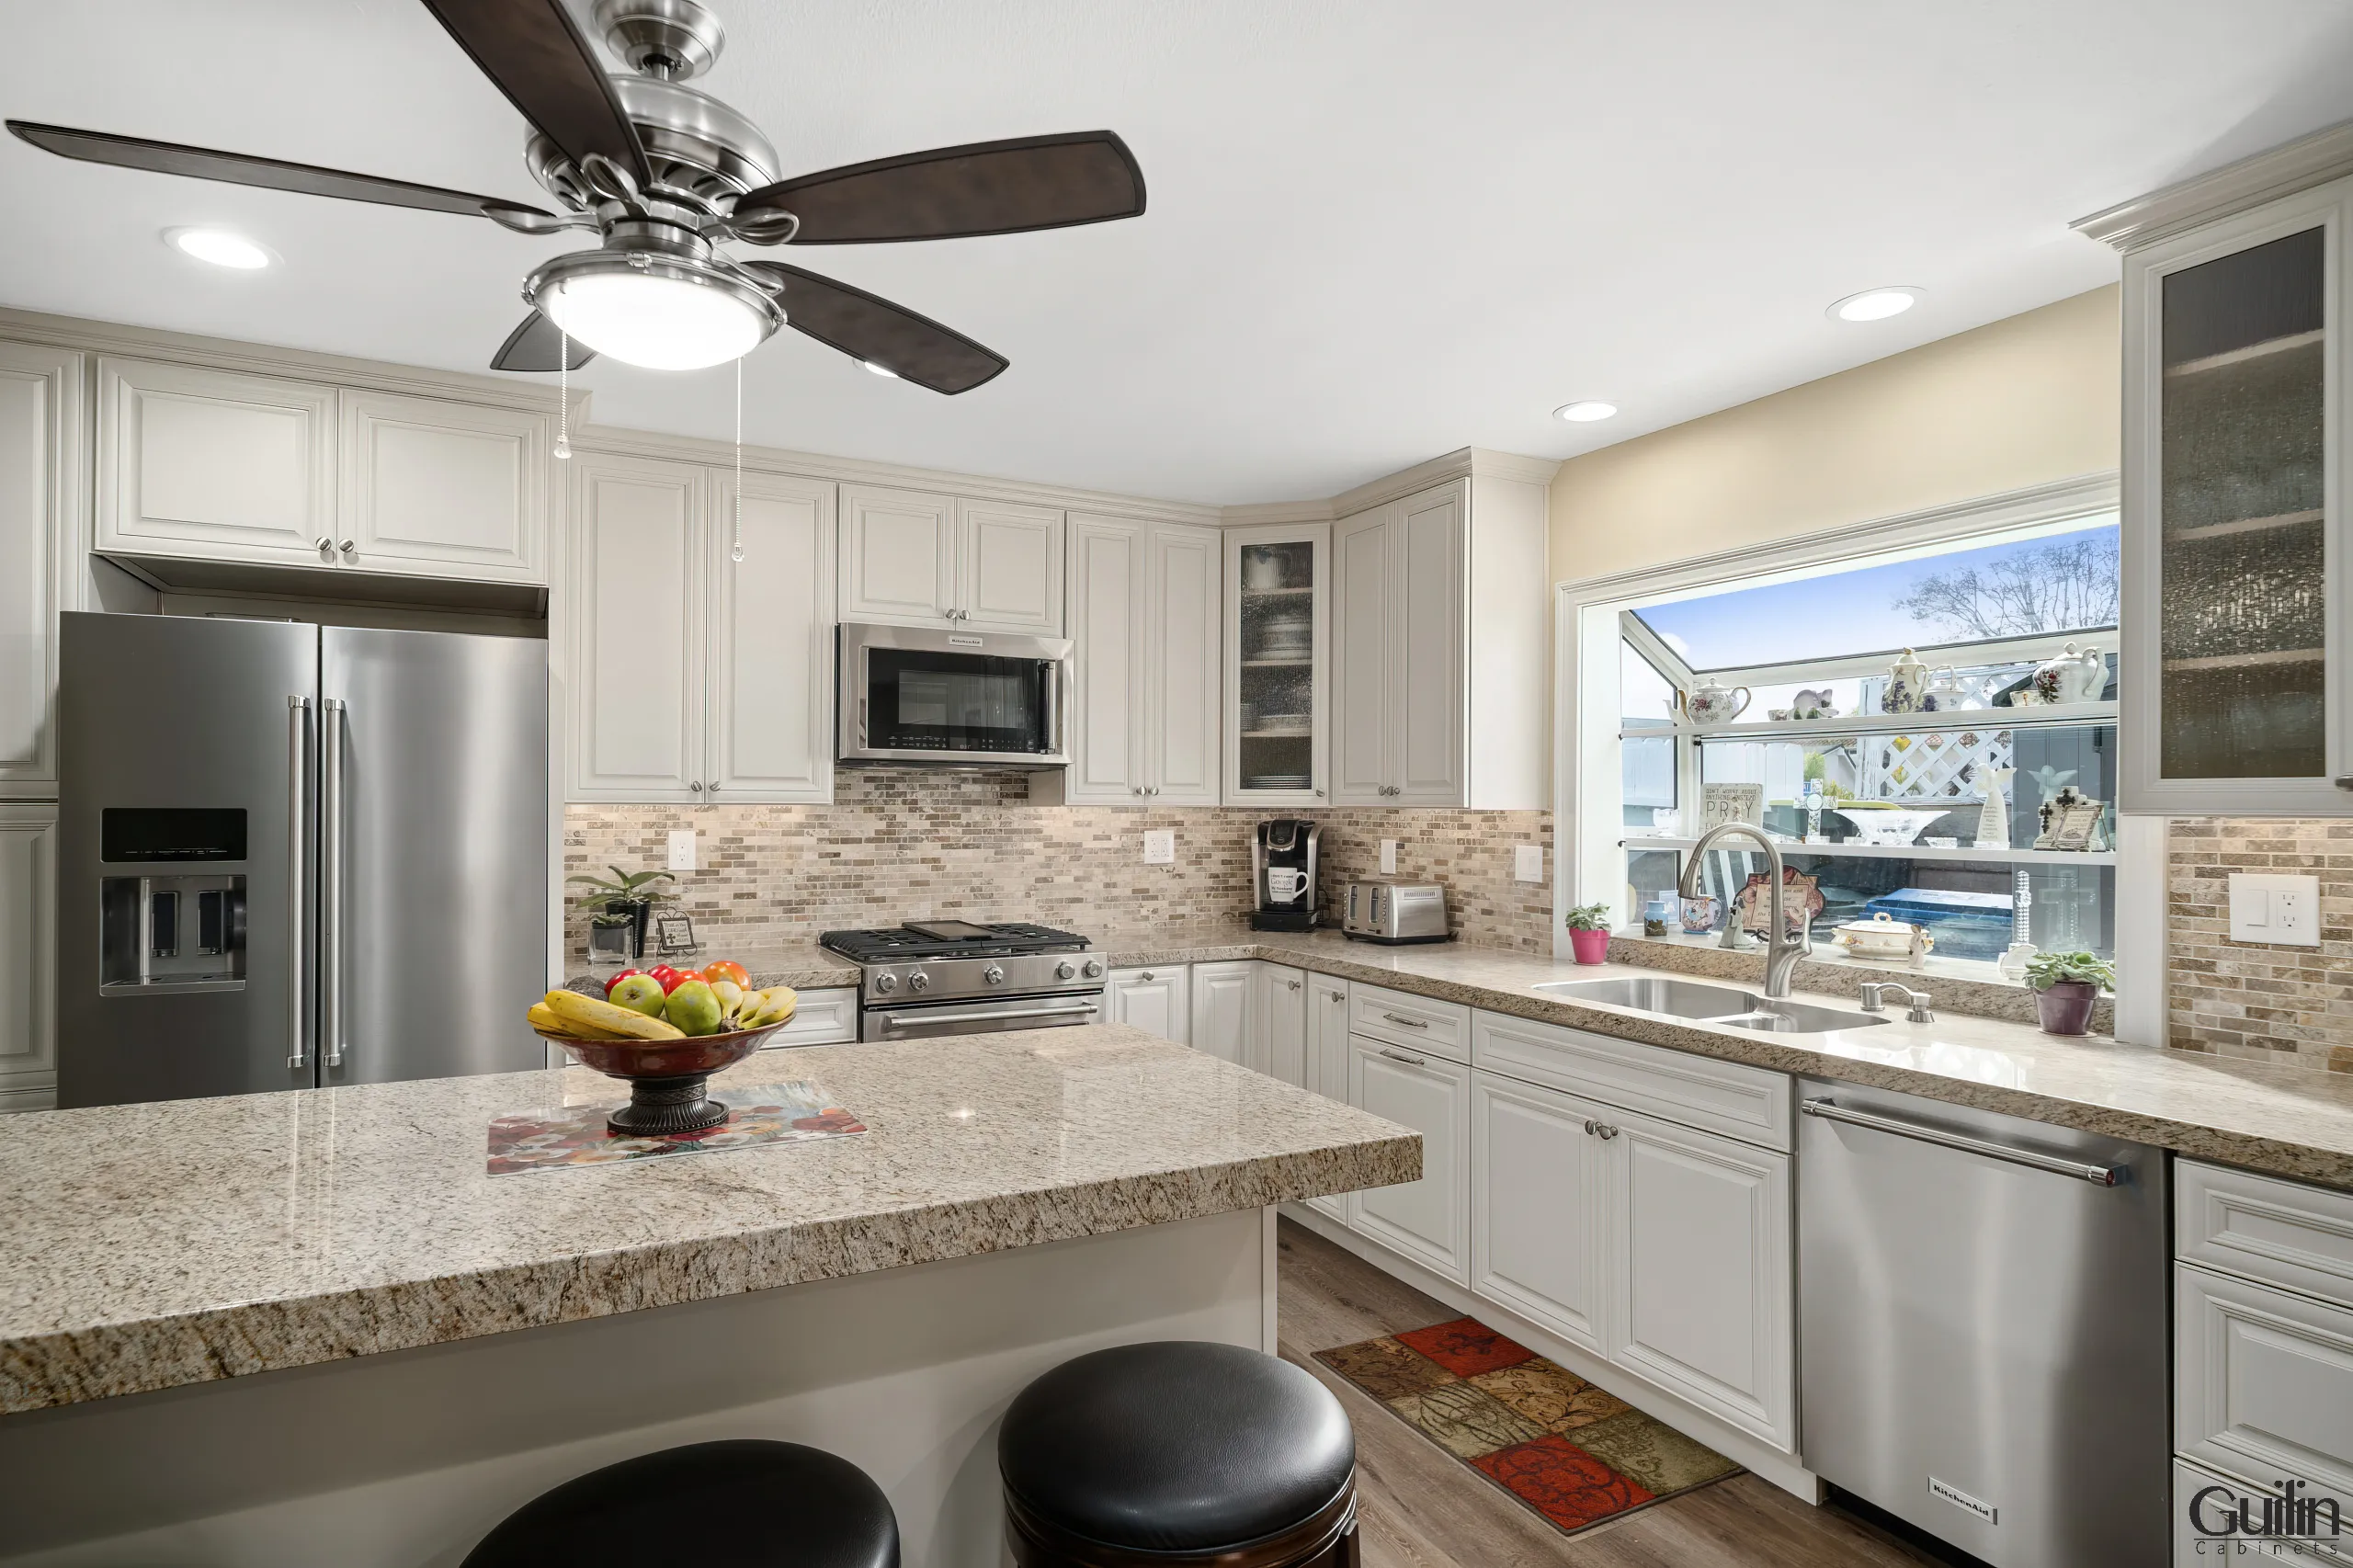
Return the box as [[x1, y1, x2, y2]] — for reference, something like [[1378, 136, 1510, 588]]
[[462, 1438, 898, 1568], [999, 1342, 1359, 1568]]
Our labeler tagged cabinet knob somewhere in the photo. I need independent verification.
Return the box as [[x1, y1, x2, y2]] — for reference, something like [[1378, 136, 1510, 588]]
[[338, 540, 358, 561], [1139, 970, 1154, 982], [1288, 979, 1301, 991], [690, 781, 703, 792], [314, 537, 335, 562], [707, 782, 721, 793]]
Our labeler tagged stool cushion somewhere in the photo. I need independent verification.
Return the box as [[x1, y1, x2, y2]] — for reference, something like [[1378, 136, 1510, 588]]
[[999, 1341, 1355, 1553], [463, 1439, 897, 1568]]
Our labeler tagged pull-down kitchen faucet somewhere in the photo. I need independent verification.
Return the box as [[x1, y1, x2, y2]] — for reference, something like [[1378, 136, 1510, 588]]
[[1677, 822, 1809, 998]]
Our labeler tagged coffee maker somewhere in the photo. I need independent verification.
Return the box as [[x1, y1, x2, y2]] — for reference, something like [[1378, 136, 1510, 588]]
[[1250, 820, 1322, 931]]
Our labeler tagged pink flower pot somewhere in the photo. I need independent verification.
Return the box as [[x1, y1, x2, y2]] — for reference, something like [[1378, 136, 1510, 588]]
[[1569, 928, 1611, 965], [2035, 979, 2098, 1036]]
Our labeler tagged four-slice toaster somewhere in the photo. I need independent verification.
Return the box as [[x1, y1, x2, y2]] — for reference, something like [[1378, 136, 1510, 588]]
[[1340, 880, 1450, 944]]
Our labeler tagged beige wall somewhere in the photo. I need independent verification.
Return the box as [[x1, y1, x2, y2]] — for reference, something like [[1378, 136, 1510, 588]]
[[1549, 285, 2120, 582]]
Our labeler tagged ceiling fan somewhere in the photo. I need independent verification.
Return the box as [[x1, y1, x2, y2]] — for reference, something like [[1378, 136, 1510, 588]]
[[6, 0, 1145, 391]]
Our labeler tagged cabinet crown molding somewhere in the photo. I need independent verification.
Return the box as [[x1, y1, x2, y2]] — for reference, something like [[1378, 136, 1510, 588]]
[[1218, 447, 1562, 528], [2074, 119, 2353, 251]]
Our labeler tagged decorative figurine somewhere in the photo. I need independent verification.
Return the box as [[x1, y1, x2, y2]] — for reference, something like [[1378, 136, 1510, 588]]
[[1976, 767, 2015, 850], [2031, 642, 2107, 706], [1790, 687, 1840, 720], [2033, 786, 2107, 851]]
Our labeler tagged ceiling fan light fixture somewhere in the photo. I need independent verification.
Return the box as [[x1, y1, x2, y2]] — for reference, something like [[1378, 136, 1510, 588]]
[[165, 226, 272, 269], [529, 248, 779, 371]]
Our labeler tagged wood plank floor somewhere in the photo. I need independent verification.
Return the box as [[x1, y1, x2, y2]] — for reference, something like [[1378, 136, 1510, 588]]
[[1275, 1218, 1947, 1568]]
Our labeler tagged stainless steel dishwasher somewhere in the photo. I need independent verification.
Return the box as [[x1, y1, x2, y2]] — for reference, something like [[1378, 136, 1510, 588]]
[[1798, 1078, 2168, 1567]]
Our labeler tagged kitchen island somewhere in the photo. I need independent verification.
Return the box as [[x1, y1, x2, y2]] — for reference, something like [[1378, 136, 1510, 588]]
[[0, 1026, 1416, 1567]]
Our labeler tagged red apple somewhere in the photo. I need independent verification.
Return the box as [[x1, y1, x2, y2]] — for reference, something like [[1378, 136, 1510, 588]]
[[647, 965, 691, 994]]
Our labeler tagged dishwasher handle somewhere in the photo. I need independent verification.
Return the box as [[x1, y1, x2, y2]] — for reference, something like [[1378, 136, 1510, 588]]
[[1801, 1097, 2125, 1187]]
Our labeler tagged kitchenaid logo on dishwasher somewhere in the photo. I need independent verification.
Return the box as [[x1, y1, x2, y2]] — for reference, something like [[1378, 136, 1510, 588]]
[[2187, 1476, 2346, 1556], [1928, 1477, 1997, 1526]]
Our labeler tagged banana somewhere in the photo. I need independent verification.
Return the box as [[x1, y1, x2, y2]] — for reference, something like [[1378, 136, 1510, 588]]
[[541, 987, 686, 1040], [527, 1001, 628, 1040], [745, 986, 798, 1028]]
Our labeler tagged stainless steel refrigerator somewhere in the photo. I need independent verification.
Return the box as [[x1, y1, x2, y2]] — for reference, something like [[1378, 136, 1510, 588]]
[[57, 612, 549, 1108]]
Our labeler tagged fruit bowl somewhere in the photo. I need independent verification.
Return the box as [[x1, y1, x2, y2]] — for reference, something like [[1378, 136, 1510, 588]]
[[534, 1018, 792, 1136]]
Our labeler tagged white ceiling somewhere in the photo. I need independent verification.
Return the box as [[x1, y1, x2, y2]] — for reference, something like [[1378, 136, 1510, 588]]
[[5, 1, 2351, 506]]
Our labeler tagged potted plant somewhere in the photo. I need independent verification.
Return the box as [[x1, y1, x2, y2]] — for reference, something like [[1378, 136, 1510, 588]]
[[2024, 950, 2113, 1036], [566, 865, 678, 961], [1565, 903, 1614, 965]]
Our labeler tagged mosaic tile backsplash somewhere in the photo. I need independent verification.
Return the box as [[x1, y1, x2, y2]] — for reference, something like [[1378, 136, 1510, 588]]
[[566, 770, 1553, 958], [2169, 818, 2353, 1074]]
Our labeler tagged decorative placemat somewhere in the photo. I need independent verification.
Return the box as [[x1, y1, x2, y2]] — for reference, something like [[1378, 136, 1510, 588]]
[[487, 1080, 866, 1176], [1313, 1315, 1740, 1536]]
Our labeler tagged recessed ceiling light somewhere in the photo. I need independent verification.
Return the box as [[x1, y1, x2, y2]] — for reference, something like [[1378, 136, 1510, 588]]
[[165, 227, 273, 270], [862, 360, 899, 379], [1828, 286, 1922, 323], [1553, 400, 1619, 423]]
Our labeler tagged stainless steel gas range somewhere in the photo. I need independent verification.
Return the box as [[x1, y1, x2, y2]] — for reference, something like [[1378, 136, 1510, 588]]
[[819, 921, 1107, 1040]]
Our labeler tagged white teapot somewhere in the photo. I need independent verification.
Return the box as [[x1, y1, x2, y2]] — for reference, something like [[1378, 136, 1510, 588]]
[[2031, 642, 2106, 706], [1881, 649, 1930, 714], [1684, 679, 1751, 725]]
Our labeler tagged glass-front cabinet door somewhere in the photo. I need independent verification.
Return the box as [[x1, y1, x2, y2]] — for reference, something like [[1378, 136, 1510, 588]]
[[1224, 523, 1329, 803], [2120, 178, 2348, 812]]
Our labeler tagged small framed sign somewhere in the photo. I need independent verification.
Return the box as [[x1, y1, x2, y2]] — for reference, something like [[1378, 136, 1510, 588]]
[[653, 914, 700, 957], [1699, 782, 1765, 833]]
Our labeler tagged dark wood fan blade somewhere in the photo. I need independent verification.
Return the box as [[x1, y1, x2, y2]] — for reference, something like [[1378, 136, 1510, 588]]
[[490, 310, 597, 372], [6, 120, 555, 222], [735, 130, 1143, 244], [742, 262, 1007, 394], [417, 0, 650, 189]]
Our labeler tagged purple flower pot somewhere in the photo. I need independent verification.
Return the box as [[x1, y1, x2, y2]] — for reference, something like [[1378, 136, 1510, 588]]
[[2035, 979, 2098, 1035], [1570, 928, 1611, 965]]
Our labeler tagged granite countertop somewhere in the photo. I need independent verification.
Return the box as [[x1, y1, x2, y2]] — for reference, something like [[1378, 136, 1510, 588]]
[[0, 1028, 1417, 1416], [1089, 924, 2353, 1188]]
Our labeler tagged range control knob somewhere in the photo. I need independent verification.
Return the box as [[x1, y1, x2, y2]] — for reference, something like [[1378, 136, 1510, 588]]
[[1083, 959, 1105, 979], [908, 971, 929, 993], [874, 971, 898, 994], [983, 964, 1006, 986], [1055, 960, 1078, 981]]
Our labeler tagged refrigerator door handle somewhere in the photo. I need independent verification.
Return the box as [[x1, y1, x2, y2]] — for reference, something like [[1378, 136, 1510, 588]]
[[321, 698, 347, 1070], [286, 697, 310, 1071]]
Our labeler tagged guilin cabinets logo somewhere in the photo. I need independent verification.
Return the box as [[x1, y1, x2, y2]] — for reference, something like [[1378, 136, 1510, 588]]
[[2187, 1477, 2347, 1558]]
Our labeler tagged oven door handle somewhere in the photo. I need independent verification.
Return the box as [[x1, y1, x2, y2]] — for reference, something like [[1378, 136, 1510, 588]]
[[877, 1001, 1101, 1028]]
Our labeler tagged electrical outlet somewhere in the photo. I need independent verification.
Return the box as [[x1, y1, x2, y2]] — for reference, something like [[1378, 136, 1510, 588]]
[[666, 828, 697, 872], [1515, 845, 1544, 883], [1380, 839, 1398, 875], [1142, 830, 1176, 865], [2229, 872, 2320, 947]]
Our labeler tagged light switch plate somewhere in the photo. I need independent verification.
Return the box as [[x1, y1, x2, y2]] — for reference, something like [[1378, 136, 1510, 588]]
[[2229, 872, 2320, 947], [1381, 839, 1398, 875], [1142, 830, 1176, 865], [666, 828, 697, 872], [1515, 845, 1544, 883]]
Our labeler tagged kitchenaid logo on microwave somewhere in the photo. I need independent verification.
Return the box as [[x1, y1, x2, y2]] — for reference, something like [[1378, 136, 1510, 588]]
[[2187, 1477, 2347, 1557]]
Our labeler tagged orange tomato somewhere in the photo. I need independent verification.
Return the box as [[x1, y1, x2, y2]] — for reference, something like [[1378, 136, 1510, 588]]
[[701, 960, 750, 987]]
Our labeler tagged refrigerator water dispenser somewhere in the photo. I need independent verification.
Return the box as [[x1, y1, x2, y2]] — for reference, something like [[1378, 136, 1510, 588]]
[[100, 875, 247, 992]]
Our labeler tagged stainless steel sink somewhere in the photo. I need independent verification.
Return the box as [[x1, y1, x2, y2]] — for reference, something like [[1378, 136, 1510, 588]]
[[1534, 976, 1887, 1035]]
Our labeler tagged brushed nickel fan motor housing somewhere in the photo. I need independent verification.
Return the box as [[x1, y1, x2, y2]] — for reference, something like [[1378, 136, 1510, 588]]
[[595, 0, 726, 81]]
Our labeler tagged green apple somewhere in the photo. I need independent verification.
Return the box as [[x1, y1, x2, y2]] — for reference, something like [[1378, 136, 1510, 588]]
[[608, 973, 668, 1018], [664, 978, 723, 1037]]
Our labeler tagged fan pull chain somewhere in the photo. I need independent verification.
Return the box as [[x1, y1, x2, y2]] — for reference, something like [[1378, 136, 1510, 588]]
[[731, 356, 745, 562], [553, 330, 572, 460]]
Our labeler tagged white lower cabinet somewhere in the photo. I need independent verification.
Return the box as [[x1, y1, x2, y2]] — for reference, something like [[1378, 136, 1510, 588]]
[[758, 989, 858, 1049], [1104, 966, 1189, 1044], [1305, 975, 1352, 1220], [1189, 961, 1253, 1064], [0, 805, 57, 1108], [2175, 1455, 2348, 1563], [1349, 1035, 1472, 1285], [1252, 963, 1307, 1085], [1472, 1072, 1610, 1355]]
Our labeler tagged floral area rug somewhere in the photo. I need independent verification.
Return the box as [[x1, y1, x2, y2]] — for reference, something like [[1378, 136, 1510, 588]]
[[1313, 1316, 1740, 1536]]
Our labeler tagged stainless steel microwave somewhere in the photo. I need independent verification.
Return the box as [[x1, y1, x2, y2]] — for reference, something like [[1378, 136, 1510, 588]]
[[836, 622, 1073, 768]]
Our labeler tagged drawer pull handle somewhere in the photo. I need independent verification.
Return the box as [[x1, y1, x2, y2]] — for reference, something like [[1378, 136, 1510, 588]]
[[1381, 1012, 1429, 1028], [1378, 1047, 1427, 1067]]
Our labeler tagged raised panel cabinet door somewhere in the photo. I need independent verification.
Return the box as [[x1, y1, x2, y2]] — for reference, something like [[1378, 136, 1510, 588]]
[[1472, 1072, 1608, 1354], [957, 497, 1063, 632], [1607, 1110, 1794, 1448], [1329, 507, 1392, 804], [2177, 1263, 2353, 1496], [839, 483, 955, 624], [1104, 966, 1189, 1044], [1349, 1037, 1471, 1283], [0, 805, 57, 1104], [1062, 515, 1146, 801], [1253, 963, 1307, 1085], [569, 455, 704, 799], [0, 342, 79, 798], [1190, 960, 1253, 1065], [1304, 976, 1351, 1219], [97, 356, 335, 563], [710, 472, 835, 801], [1393, 482, 1465, 804], [339, 391, 544, 580], [1150, 523, 1222, 804]]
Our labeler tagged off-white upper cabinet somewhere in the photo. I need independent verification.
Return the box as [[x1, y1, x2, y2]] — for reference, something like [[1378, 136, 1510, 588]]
[[95, 356, 550, 585], [1225, 523, 1331, 804], [1046, 514, 1221, 804], [569, 452, 834, 803], [1330, 472, 1550, 808], [838, 483, 1064, 634], [0, 341, 79, 799]]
